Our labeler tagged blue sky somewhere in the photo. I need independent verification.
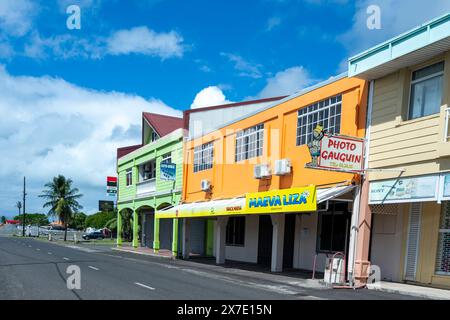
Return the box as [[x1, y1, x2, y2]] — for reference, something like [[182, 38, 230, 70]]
[[0, 0, 449, 217]]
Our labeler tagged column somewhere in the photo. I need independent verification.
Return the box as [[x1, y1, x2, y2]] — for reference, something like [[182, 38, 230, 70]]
[[172, 218, 179, 257], [153, 217, 160, 252], [347, 184, 361, 284], [215, 216, 229, 265], [271, 214, 285, 272], [132, 210, 139, 248], [116, 210, 122, 246], [182, 218, 191, 259], [354, 178, 372, 285]]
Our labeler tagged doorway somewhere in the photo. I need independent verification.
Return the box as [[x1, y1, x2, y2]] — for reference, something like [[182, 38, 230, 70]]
[[283, 214, 296, 269], [257, 215, 273, 266], [159, 218, 173, 250]]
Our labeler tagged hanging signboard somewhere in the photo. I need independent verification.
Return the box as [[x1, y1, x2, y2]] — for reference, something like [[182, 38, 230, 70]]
[[305, 126, 364, 173], [160, 162, 176, 181], [245, 186, 317, 214], [107, 176, 117, 197], [369, 175, 438, 204]]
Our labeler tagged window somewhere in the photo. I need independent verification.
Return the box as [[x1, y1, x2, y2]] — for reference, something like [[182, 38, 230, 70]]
[[235, 124, 264, 162], [317, 202, 351, 253], [409, 61, 444, 120], [141, 160, 156, 181], [162, 153, 172, 164], [151, 131, 160, 142], [296, 95, 342, 146], [226, 217, 245, 246], [125, 169, 133, 186], [193, 142, 214, 173], [435, 202, 450, 275]]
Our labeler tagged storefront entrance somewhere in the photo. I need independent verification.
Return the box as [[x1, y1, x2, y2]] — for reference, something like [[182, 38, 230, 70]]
[[142, 211, 154, 248], [257, 215, 273, 266], [283, 214, 296, 269], [159, 218, 173, 250]]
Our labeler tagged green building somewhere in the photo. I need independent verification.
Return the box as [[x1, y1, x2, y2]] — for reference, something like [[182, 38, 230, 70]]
[[116, 113, 184, 255]]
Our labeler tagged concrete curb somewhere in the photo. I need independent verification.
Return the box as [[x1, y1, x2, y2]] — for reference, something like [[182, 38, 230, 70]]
[[367, 283, 450, 300], [112, 247, 174, 259]]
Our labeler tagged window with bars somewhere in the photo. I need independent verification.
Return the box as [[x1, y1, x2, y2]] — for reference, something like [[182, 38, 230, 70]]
[[435, 202, 450, 275], [235, 124, 264, 162], [193, 142, 214, 173], [296, 95, 342, 146], [162, 153, 172, 164]]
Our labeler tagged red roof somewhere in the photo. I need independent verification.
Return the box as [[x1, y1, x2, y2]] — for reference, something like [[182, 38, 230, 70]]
[[117, 144, 142, 159], [143, 113, 183, 137]]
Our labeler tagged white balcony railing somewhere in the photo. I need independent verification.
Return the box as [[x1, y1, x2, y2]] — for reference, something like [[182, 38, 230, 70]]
[[445, 107, 450, 142], [136, 178, 156, 195]]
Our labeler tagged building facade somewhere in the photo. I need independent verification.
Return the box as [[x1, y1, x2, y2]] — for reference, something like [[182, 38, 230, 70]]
[[349, 13, 450, 288], [116, 113, 184, 256], [158, 75, 368, 278]]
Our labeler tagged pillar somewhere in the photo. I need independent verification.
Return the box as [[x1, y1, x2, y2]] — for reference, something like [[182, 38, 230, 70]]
[[215, 216, 229, 265], [132, 210, 139, 248], [153, 217, 160, 252], [182, 218, 191, 259], [354, 178, 372, 285], [172, 218, 179, 257], [270, 214, 285, 272], [347, 184, 361, 284], [116, 210, 122, 246]]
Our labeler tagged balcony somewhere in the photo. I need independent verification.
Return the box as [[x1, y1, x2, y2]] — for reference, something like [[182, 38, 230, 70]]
[[136, 178, 156, 196]]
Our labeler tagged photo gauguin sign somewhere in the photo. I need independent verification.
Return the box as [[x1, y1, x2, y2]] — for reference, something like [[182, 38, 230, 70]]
[[245, 186, 317, 214], [306, 126, 364, 173]]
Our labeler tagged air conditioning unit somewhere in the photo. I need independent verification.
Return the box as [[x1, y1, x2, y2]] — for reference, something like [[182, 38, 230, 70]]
[[201, 179, 211, 192], [274, 159, 291, 176], [254, 164, 271, 179]]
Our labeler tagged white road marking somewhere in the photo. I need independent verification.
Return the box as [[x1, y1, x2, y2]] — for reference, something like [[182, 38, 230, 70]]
[[134, 282, 155, 291], [36, 248, 41, 251], [66, 245, 98, 253], [63, 257, 70, 261], [47, 252, 52, 255], [88, 266, 99, 271]]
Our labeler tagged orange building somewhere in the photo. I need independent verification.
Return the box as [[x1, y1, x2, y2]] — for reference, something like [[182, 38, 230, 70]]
[[158, 74, 368, 279]]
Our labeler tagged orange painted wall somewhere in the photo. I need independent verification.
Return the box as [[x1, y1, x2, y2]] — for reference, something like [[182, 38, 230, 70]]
[[182, 77, 368, 202]]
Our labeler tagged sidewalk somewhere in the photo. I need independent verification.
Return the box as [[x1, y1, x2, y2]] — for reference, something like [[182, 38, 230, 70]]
[[367, 281, 450, 300], [113, 244, 173, 259]]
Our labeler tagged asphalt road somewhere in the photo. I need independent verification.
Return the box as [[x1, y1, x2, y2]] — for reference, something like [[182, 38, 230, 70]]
[[0, 236, 422, 300]]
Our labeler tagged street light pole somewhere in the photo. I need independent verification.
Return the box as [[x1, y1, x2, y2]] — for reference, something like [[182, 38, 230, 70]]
[[22, 177, 26, 237]]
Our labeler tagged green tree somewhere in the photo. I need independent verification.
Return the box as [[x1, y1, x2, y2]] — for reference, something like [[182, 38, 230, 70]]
[[39, 175, 83, 241], [69, 212, 87, 230], [84, 211, 116, 229], [13, 213, 49, 226], [0, 216, 6, 224]]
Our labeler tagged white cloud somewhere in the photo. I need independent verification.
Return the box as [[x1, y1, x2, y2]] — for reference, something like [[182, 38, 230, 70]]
[[106, 26, 185, 59], [340, 0, 450, 56], [191, 86, 232, 109], [256, 66, 315, 98], [220, 52, 263, 79], [21, 26, 185, 60], [0, 65, 181, 214], [0, 0, 37, 37], [266, 17, 282, 31]]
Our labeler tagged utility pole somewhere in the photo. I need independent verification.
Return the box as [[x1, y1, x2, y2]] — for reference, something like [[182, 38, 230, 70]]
[[22, 177, 26, 237]]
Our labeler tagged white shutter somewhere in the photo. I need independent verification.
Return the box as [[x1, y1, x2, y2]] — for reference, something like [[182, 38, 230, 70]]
[[404, 203, 422, 281]]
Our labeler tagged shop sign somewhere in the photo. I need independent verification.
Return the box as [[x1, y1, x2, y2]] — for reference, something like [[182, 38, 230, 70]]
[[160, 162, 176, 181], [306, 126, 364, 173], [443, 173, 450, 199], [106, 176, 117, 197], [369, 175, 438, 204], [245, 186, 317, 214]]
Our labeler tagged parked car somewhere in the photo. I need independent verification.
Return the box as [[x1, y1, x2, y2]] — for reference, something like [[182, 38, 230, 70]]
[[82, 231, 104, 240]]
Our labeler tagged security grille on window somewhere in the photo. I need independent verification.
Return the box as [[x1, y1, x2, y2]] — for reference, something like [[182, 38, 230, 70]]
[[162, 153, 172, 164], [435, 202, 450, 275], [126, 169, 132, 186], [296, 95, 342, 146], [193, 142, 214, 173], [317, 201, 351, 253], [409, 61, 444, 120], [226, 217, 245, 246], [142, 161, 156, 180], [235, 124, 264, 162]]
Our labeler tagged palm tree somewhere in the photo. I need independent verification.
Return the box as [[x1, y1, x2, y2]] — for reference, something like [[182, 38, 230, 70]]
[[39, 175, 83, 241]]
